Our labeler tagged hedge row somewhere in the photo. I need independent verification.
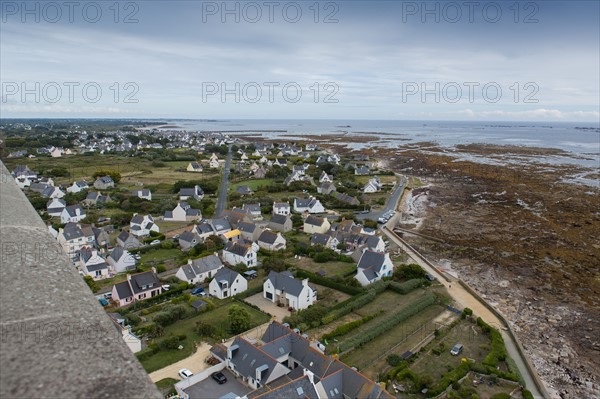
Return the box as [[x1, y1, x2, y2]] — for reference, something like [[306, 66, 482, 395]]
[[294, 269, 363, 296], [322, 311, 381, 341], [388, 278, 428, 294], [338, 292, 436, 352], [321, 289, 377, 325], [428, 363, 470, 396], [477, 317, 507, 367], [235, 284, 263, 300]]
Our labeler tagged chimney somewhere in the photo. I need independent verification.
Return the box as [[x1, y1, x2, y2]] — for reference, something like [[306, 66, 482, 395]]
[[151, 267, 156, 274]]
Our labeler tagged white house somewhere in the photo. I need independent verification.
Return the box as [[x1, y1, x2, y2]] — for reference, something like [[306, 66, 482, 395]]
[[60, 204, 86, 224], [129, 214, 159, 237], [79, 247, 109, 280], [272, 202, 291, 216], [363, 177, 382, 193], [131, 189, 152, 201], [303, 215, 331, 235], [293, 197, 325, 214], [354, 250, 394, 286], [209, 153, 220, 168], [257, 230, 287, 251], [164, 202, 201, 222], [187, 162, 203, 172], [179, 185, 204, 201], [263, 271, 317, 311], [106, 246, 137, 273], [241, 203, 262, 220], [209, 268, 248, 299], [67, 181, 89, 193], [46, 198, 67, 217], [175, 254, 223, 284], [222, 242, 257, 267], [319, 171, 333, 183]]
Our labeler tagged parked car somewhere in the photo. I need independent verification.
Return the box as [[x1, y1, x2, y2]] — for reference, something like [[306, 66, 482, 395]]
[[104, 292, 112, 299], [98, 298, 108, 306], [191, 287, 205, 295], [450, 343, 463, 356], [178, 368, 193, 379], [150, 239, 161, 245], [211, 371, 227, 384]]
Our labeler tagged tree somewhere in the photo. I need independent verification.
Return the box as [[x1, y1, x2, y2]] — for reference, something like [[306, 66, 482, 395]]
[[196, 322, 216, 337], [393, 264, 427, 281], [228, 305, 251, 334], [83, 276, 99, 293]]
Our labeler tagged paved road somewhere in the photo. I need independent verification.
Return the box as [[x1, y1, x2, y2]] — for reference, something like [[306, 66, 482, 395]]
[[356, 174, 406, 222], [215, 145, 233, 216]]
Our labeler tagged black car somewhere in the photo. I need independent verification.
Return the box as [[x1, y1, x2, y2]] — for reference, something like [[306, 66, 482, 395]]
[[212, 371, 227, 384]]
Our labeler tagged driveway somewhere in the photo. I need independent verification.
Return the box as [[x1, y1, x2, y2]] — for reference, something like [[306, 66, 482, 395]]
[[244, 293, 290, 321], [183, 369, 252, 399], [149, 342, 214, 382]]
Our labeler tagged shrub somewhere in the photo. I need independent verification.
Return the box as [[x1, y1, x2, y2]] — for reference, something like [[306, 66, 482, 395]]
[[294, 269, 363, 296], [196, 322, 216, 337], [322, 312, 381, 340], [462, 307, 473, 319], [388, 279, 426, 294], [159, 334, 185, 350], [490, 394, 511, 399], [393, 263, 427, 281], [386, 354, 402, 367]]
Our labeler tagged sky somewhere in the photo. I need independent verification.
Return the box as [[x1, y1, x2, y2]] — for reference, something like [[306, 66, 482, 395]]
[[1, 0, 599, 121]]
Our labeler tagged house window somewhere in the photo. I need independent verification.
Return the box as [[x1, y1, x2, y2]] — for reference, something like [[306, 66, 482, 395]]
[[95, 271, 101, 277], [126, 297, 132, 302], [139, 293, 146, 299]]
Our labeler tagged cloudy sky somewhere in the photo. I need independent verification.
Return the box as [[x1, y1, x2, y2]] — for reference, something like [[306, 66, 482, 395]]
[[1, 1, 599, 121]]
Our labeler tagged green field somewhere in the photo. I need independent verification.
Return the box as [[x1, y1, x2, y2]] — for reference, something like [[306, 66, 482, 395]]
[[139, 301, 270, 373]]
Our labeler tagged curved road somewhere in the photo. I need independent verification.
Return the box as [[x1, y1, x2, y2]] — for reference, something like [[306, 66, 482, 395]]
[[215, 145, 233, 216], [356, 174, 406, 221]]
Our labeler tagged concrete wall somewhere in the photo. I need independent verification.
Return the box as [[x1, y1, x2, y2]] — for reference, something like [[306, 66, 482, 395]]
[[0, 161, 161, 399]]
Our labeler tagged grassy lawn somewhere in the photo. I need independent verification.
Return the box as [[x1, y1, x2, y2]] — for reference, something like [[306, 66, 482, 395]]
[[410, 319, 492, 381], [343, 305, 449, 376], [230, 179, 274, 191], [139, 248, 182, 269], [312, 284, 351, 308], [288, 257, 355, 278], [155, 220, 191, 231], [139, 301, 270, 373], [155, 378, 178, 396], [353, 289, 426, 317]]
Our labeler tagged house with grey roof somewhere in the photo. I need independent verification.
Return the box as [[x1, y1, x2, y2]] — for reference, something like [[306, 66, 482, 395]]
[[94, 175, 115, 189], [310, 233, 339, 251], [106, 246, 136, 274], [267, 213, 293, 233], [46, 198, 66, 217], [210, 321, 395, 399], [84, 191, 112, 207], [317, 182, 337, 195], [293, 196, 325, 214], [60, 204, 86, 224], [187, 162, 203, 172], [237, 221, 262, 242], [222, 241, 257, 267], [66, 180, 89, 193], [208, 268, 248, 299], [257, 230, 286, 251], [354, 250, 393, 286], [41, 185, 65, 199], [355, 165, 370, 175], [272, 201, 290, 216], [131, 189, 152, 201], [129, 214, 159, 237], [225, 337, 290, 390], [193, 222, 215, 239], [178, 230, 201, 251], [303, 215, 330, 235], [236, 185, 253, 196], [263, 271, 316, 310], [111, 268, 162, 307], [164, 202, 201, 222], [210, 217, 232, 235], [179, 185, 204, 201], [78, 247, 109, 280], [175, 254, 223, 284], [242, 203, 262, 220], [116, 230, 142, 250]]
